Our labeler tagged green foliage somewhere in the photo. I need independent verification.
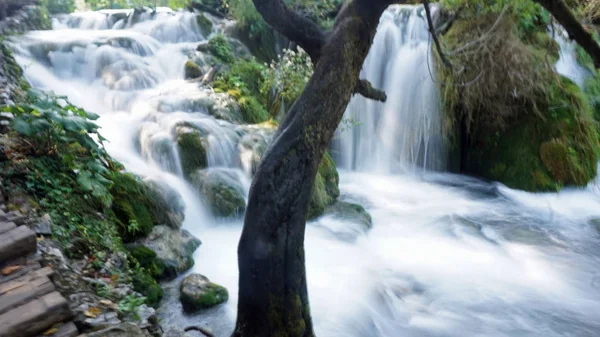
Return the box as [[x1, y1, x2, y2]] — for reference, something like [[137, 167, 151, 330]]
[[261, 48, 313, 119], [131, 268, 163, 306], [41, 0, 76, 14], [440, 0, 550, 38], [110, 172, 163, 242], [118, 294, 147, 320], [128, 246, 166, 278], [208, 34, 235, 64], [213, 59, 270, 123]]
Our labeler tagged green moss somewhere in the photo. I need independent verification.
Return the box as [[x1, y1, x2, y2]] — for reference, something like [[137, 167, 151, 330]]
[[131, 268, 163, 307], [184, 60, 202, 80], [307, 152, 340, 219], [212, 59, 270, 124], [196, 13, 213, 37], [208, 34, 234, 64], [464, 76, 598, 191], [128, 245, 166, 279], [179, 276, 229, 312], [110, 172, 164, 242], [238, 96, 269, 123], [176, 130, 208, 177]]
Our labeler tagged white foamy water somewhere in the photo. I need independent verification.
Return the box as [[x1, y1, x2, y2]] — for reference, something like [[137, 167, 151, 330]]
[[9, 5, 600, 337]]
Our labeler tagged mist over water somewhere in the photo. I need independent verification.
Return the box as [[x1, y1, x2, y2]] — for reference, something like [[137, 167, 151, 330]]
[[9, 5, 600, 337]]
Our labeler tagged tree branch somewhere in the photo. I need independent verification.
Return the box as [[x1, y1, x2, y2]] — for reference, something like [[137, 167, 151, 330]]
[[252, 0, 326, 63], [356, 79, 387, 102], [534, 0, 600, 69], [423, 0, 452, 69]]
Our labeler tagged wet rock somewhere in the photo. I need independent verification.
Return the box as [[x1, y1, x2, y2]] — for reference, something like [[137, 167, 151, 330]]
[[86, 322, 145, 337], [135, 304, 157, 328], [146, 179, 186, 229], [184, 60, 202, 80], [135, 225, 201, 279], [33, 213, 52, 235], [325, 201, 372, 229], [180, 274, 229, 312], [196, 13, 213, 37], [176, 126, 209, 178], [316, 201, 372, 242], [238, 125, 275, 175], [83, 311, 122, 331], [190, 168, 246, 218]]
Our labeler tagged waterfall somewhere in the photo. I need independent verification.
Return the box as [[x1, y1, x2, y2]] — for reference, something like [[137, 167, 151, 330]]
[[334, 5, 446, 174], [552, 23, 590, 87], [9, 6, 600, 337]]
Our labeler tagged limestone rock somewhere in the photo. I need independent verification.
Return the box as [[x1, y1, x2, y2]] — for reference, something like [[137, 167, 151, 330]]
[[179, 274, 228, 312], [190, 168, 246, 218], [136, 226, 201, 279]]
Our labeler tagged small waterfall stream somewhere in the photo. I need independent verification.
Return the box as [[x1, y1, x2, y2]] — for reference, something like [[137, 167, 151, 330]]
[[8, 5, 600, 337], [334, 5, 446, 173]]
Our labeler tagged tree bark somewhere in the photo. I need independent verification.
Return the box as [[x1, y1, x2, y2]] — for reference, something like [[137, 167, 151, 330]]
[[534, 0, 600, 68], [233, 1, 397, 337]]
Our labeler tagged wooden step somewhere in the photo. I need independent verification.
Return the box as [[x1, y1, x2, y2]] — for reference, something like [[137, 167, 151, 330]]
[[0, 226, 36, 264], [0, 255, 41, 284], [0, 212, 24, 226], [0, 275, 55, 315], [0, 291, 72, 337], [0, 222, 15, 235], [39, 322, 79, 337]]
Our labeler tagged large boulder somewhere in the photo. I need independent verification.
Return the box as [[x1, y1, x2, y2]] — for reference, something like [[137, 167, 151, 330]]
[[190, 168, 246, 218], [184, 60, 202, 80], [180, 274, 229, 312], [134, 226, 201, 280]]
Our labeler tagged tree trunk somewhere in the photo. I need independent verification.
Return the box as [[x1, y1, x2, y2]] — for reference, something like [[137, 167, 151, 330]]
[[534, 0, 600, 68], [233, 1, 395, 336]]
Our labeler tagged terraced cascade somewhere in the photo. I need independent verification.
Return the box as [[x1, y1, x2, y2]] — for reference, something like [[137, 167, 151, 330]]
[[7, 4, 600, 337]]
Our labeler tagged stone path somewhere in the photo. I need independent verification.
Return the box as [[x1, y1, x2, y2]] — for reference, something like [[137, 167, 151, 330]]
[[0, 203, 82, 337]]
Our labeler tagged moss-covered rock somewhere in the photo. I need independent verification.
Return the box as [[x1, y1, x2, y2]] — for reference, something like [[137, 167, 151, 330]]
[[110, 172, 156, 242], [190, 168, 246, 218], [196, 13, 213, 37], [462, 76, 598, 191], [440, 15, 599, 192], [128, 245, 166, 279], [131, 268, 163, 307], [176, 127, 208, 178], [184, 60, 202, 80], [179, 274, 228, 312], [318, 200, 372, 241], [308, 152, 340, 219], [136, 225, 201, 280]]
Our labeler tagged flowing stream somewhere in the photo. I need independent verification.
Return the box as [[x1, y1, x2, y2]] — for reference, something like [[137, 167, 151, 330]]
[[9, 5, 600, 337]]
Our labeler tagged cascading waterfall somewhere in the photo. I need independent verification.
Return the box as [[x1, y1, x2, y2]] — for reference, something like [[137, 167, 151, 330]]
[[334, 5, 446, 173], [552, 23, 590, 87], [9, 4, 600, 337]]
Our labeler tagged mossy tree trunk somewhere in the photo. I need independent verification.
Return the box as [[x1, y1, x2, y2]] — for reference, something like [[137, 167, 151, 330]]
[[232, 1, 394, 337]]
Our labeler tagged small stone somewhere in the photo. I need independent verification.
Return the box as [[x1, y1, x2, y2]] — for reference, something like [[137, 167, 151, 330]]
[[180, 273, 228, 312], [33, 213, 52, 235]]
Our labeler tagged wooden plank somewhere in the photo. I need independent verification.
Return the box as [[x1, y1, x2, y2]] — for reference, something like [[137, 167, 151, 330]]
[[0, 275, 55, 315], [40, 322, 79, 337], [0, 212, 24, 226], [0, 267, 53, 293], [0, 261, 41, 284], [0, 291, 72, 337], [0, 226, 36, 264], [0, 222, 15, 235]]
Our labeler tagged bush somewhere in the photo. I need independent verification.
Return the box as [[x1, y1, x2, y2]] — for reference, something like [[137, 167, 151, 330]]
[[212, 59, 270, 124], [208, 34, 235, 64]]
